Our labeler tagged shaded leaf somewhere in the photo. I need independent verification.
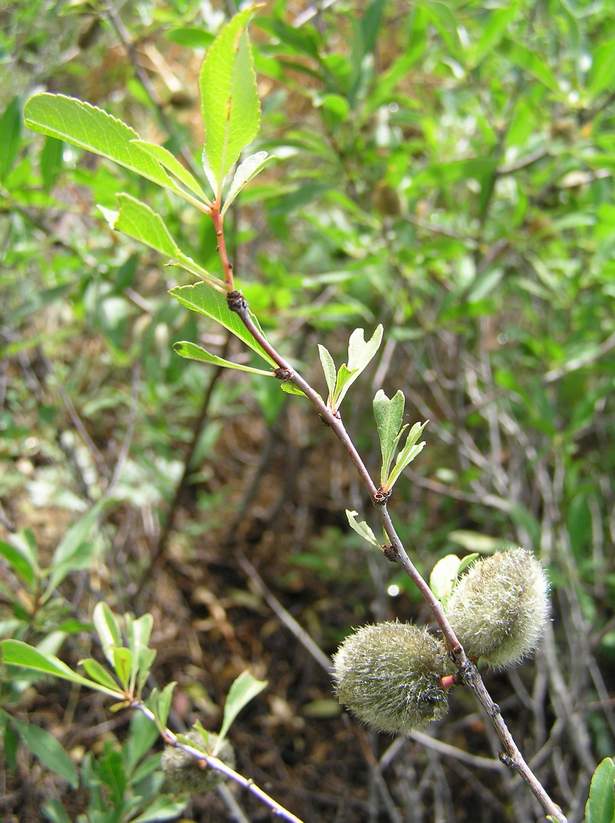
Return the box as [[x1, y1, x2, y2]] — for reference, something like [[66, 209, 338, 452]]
[[0, 97, 21, 181], [0, 640, 119, 697], [586, 757, 615, 823], [11, 716, 78, 788], [216, 671, 267, 749], [385, 420, 427, 490], [79, 658, 120, 693], [93, 602, 122, 667], [173, 340, 275, 376]]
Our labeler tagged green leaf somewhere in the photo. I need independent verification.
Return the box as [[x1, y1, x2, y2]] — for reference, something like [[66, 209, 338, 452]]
[[10, 716, 78, 788], [0, 640, 119, 697], [0, 97, 21, 182], [586, 757, 615, 823], [170, 282, 277, 367], [137, 648, 157, 697], [331, 325, 383, 411], [126, 613, 153, 694], [457, 553, 480, 576], [123, 711, 159, 773], [130, 139, 210, 202], [589, 40, 615, 97], [385, 420, 427, 490], [48, 498, 107, 590], [221, 150, 270, 215], [79, 659, 121, 693], [102, 194, 179, 257], [24, 94, 175, 190], [318, 344, 337, 402], [42, 799, 71, 823], [215, 671, 267, 750], [93, 602, 122, 667], [132, 798, 188, 822], [429, 555, 461, 603], [503, 41, 559, 93], [373, 389, 406, 487], [173, 340, 275, 376], [345, 510, 380, 548], [471, 4, 519, 66], [153, 681, 176, 729], [200, 6, 260, 192], [40, 137, 64, 191], [0, 538, 37, 588], [113, 647, 132, 690], [101, 195, 219, 286], [280, 381, 306, 397], [448, 531, 507, 554]]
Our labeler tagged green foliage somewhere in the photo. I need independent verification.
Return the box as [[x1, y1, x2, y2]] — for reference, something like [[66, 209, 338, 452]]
[[199, 6, 260, 194], [215, 670, 267, 752], [586, 758, 615, 823], [318, 325, 383, 413]]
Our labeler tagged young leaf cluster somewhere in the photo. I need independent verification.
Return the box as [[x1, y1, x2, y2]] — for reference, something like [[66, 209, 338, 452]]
[[373, 389, 427, 492], [318, 325, 383, 414]]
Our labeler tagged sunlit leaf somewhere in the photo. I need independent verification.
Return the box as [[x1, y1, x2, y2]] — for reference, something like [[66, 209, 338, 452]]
[[200, 7, 260, 192]]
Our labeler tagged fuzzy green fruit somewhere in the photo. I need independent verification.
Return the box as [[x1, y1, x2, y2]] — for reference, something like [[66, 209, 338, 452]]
[[333, 622, 451, 733], [162, 731, 235, 796], [445, 548, 550, 669]]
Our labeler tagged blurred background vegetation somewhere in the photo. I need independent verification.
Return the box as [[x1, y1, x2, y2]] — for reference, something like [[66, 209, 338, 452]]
[[1, 0, 614, 821]]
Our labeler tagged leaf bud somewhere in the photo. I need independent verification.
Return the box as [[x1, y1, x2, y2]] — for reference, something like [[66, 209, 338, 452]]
[[162, 731, 235, 796], [333, 622, 451, 733], [445, 548, 550, 669]]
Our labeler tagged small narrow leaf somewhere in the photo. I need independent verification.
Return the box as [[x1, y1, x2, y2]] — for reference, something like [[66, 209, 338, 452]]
[[200, 7, 260, 191], [24, 94, 175, 189], [373, 389, 405, 486], [170, 282, 277, 367], [221, 150, 270, 215], [131, 139, 210, 202], [126, 613, 154, 694], [0, 640, 119, 697], [136, 648, 157, 697], [10, 717, 78, 788], [0, 539, 37, 588], [318, 344, 337, 402], [174, 340, 275, 376], [280, 381, 306, 397], [40, 137, 64, 191], [0, 97, 21, 181], [157, 682, 176, 729], [113, 647, 132, 690], [385, 420, 427, 490], [216, 671, 267, 749], [345, 510, 380, 548], [79, 659, 121, 693], [586, 757, 615, 823], [93, 602, 122, 667], [429, 555, 461, 603]]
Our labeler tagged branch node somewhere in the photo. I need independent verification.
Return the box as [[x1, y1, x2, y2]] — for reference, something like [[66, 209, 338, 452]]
[[373, 487, 392, 506], [382, 544, 399, 563], [227, 290, 247, 313], [274, 367, 293, 381]]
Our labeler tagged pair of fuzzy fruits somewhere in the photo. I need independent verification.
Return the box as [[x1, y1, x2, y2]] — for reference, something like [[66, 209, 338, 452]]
[[333, 548, 550, 733]]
